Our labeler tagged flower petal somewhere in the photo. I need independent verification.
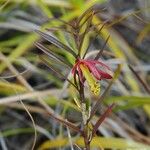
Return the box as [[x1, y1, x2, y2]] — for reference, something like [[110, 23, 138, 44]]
[[87, 60, 111, 70], [84, 61, 101, 80], [72, 62, 79, 74], [98, 70, 112, 79]]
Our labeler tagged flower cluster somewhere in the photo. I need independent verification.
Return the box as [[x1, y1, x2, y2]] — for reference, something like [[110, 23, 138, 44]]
[[72, 59, 112, 96]]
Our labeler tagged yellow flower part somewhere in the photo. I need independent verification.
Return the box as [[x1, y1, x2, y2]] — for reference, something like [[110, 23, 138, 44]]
[[80, 64, 100, 96]]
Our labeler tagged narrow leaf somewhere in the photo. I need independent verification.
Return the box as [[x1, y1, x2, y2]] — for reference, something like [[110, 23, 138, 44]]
[[92, 103, 115, 137], [79, 10, 94, 29], [79, 9, 106, 29], [79, 12, 93, 56], [47, 18, 74, 28], [83, 21, 107, 58], [35, 30, 77, 57], [46, 27, 75, 35], [77, 6, 94, 25], [94, 35, 110, 60], [35, 42, 72, 68]]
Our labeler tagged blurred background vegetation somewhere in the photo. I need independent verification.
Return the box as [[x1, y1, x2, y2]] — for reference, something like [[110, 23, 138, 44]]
[[0, 0, 150, 149]]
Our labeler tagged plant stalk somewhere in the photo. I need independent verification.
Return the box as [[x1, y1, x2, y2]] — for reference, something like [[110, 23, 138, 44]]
[[79, 79, 91, 150]]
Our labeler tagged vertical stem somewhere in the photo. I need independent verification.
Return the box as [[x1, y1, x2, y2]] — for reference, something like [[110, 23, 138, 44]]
[[74, 22, 91, 149], [84, 135, 90, 150], [79, 81, 85, 103], [78, 79, 91, 150]]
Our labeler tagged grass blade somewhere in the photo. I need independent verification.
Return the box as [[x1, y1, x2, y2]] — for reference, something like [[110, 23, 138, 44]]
[[35, 42, 72, 68], [35, 30, 77, 57]]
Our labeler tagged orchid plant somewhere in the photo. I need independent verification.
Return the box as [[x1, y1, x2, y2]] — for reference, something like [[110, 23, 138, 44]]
[[35, 6, 114, 150]]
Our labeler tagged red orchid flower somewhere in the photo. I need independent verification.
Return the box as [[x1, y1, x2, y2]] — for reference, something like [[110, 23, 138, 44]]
[[72, 59, 112, 95]]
